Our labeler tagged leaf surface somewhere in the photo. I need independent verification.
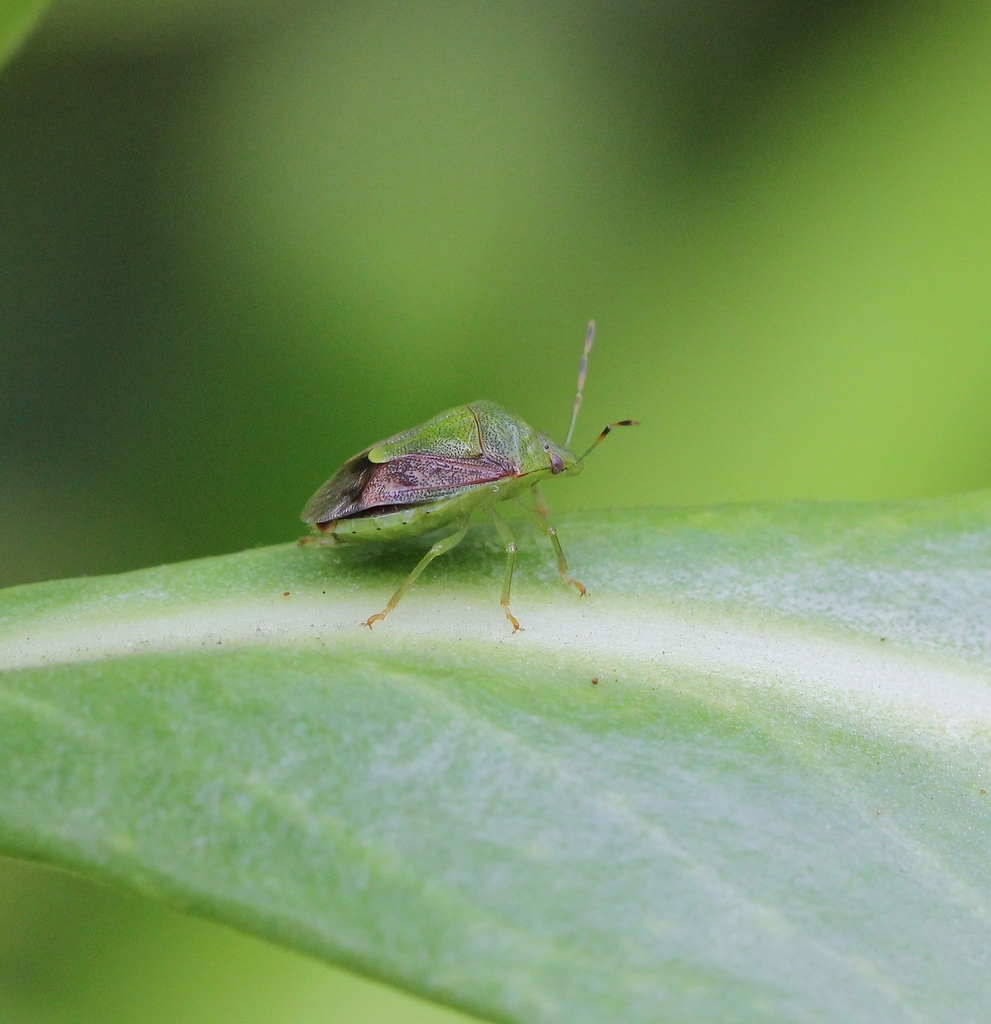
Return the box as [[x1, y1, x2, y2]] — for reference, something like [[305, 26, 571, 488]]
[[2, 494, 991, 1023]]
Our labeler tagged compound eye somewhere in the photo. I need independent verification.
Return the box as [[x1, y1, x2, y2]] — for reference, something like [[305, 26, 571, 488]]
[[550, 452, 564, 474]]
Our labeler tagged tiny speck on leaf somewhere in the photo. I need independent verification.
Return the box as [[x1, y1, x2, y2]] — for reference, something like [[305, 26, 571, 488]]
[[591, 677, 599, 685], [282, 592, 290, 597], [982, 789, 987, 795]]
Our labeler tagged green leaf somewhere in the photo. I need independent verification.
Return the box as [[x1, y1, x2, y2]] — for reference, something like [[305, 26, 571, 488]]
[[2, 493, 991, 1023], [0, 0, 49, 69]]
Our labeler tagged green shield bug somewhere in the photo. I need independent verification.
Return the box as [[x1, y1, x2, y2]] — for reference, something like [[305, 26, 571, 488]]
[[300, 321, 638, 630]]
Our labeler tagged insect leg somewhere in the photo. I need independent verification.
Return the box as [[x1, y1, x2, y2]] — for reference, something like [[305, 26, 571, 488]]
[[298, 534, 338, 548], [517, 498, 587, 597], [489, 508, 522, 632], [364, 518, 470, 628], [530, 483, 550, 517]]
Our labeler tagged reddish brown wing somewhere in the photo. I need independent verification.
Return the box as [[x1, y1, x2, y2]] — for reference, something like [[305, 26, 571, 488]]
[[360, 454, 507, 508], [301, 452, 509, 525]]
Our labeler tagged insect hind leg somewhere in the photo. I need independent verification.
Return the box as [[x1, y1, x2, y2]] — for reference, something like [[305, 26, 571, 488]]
[[518, 497, 587, 597], [298, 534, 339, 548], [364, 518, 470, 628]]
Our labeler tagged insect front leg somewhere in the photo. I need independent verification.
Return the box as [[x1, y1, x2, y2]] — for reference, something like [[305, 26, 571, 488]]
[[531, 482, 551, 517], [519, 493, 587, 597], [364, 518, 470, 629], [489, 507, 522, 632]]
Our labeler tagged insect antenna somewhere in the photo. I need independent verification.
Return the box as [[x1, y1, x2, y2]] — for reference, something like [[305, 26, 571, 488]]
[[564, 320, 596, 448], [578, 420, 640, 462]]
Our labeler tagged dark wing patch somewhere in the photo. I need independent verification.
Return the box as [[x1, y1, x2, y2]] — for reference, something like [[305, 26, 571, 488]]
[[301, 452, 377, 524]]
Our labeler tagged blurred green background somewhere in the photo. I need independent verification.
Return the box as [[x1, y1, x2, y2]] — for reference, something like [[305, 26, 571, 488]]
[[3, 0, 991, 1019]]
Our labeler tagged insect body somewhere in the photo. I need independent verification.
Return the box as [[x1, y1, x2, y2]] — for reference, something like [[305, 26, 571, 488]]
[[300, 322, 636, 630]]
